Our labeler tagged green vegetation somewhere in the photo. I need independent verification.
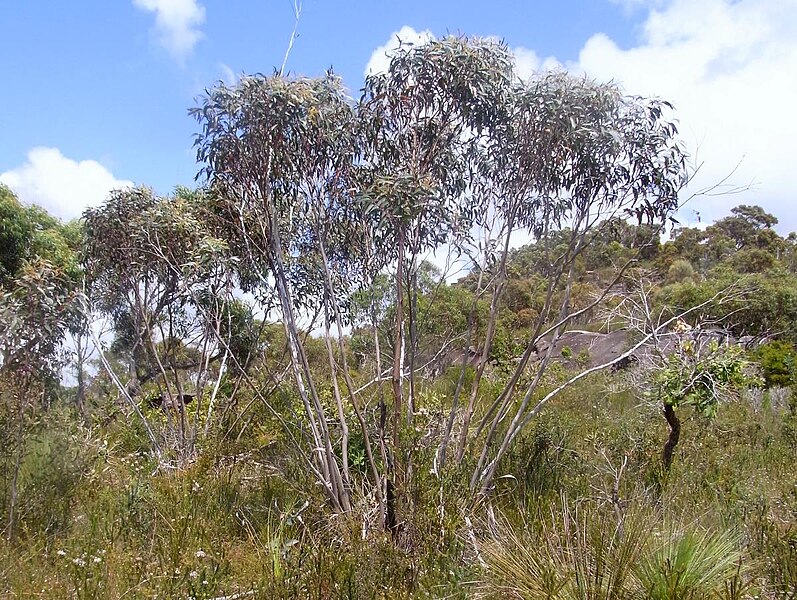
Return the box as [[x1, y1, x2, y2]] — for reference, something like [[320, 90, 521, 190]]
[[1, 36, 796, 598]]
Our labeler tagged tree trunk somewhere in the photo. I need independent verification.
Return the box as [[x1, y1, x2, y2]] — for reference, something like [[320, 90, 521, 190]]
[[317, 231, 385, 522], [456, 219, 513, 463], [6, 388, 27, 541], [74, 331, 87, 421], [392, 228, 405, 456], [407, 256, 418, 424], [437, 267, 485, 471], [389, 227, 406, 537], [662, 402, 681, 472]]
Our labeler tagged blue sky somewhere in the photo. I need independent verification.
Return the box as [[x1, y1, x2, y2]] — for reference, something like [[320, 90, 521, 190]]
[[2, 0, 796, 230]]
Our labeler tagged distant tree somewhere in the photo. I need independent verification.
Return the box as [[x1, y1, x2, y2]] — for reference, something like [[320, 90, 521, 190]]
[[0, 188, 82, 397], [0, 259, 81, 539], [83, 186, 233, 459], [710, 204, 779, 251], [755, 340, 797, 388], [666, 259, 697, 284], [0, 186, 82, 289], [0, 185, 33, 288], [660, 267, 797, 343]]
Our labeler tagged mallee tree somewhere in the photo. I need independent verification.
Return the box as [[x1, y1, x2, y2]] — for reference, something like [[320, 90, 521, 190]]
[[191, 35, 688, 527]]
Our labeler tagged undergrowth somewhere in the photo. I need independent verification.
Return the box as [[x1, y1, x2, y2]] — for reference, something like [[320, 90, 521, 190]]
[[1, 376, 795, 598]]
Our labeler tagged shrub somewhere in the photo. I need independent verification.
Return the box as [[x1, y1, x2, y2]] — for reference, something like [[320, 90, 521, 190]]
[[756, 340, 797, 387]]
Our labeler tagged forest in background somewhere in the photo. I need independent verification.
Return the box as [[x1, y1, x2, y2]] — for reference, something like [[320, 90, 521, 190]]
[[1, 36, 796, 599]]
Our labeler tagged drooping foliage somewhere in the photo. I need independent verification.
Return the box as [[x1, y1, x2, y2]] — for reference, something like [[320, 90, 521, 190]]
[[187, 36, 691, 518]]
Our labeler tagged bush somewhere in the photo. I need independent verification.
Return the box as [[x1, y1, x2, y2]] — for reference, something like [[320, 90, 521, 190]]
[[756, 340, 797, 387]]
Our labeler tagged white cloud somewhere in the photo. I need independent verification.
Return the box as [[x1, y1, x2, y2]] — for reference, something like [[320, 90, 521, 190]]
[[0, 147, 132, 221], [218, 62, 238, 86], [364, 26, 435, 76], [572, 0, 797, 230], [609, 0, 667, 12], [512, 47, 562, 81], [133, 0, 205, 62]]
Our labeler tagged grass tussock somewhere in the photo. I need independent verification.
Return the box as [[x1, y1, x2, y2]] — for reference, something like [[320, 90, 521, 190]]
[[476, 500, 751, 600]]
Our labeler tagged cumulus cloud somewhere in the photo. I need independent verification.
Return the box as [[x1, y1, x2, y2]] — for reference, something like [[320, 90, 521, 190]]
[[608, 0, 667, 12], [0, 147, 132, 221], [133, 0, 205, 62], [574, 0, 797, 229], [512, 47, 561, 80], [364, 25, 434, 76]]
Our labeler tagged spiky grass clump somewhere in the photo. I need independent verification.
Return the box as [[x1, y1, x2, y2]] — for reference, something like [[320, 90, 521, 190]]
[[475, 499, 650, 600], [475, 499, 749, 600], [635, 526, 748, 600]]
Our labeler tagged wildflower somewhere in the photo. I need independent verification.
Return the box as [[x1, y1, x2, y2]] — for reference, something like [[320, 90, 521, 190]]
[[72, 558, 87, 567], [190, 570, 199, 579], [195, 549, 207, 559], [93, 556, 102, 564], [56, 550, 66, 557]]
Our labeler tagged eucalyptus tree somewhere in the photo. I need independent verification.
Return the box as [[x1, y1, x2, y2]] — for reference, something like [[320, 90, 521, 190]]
[[358, 37, 515, 478], [0, 197, 95, 417], [463, 73, 688, 494], [0, 259, 81, 539], [0, 185, 34, 289], [0, 185, 83, 292], [193, 73, 371, 513], [83, 186, 234, 459], [191, 35, 690, 521], [0, 190, 86, 537]]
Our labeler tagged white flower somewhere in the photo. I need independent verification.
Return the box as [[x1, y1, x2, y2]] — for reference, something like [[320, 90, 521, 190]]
[[72, 558, 86, 567], [56, 550, 66, 557], [190, 570, 199, 579], [195, 549, 207, 559], [93, 556, 102, 564]]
